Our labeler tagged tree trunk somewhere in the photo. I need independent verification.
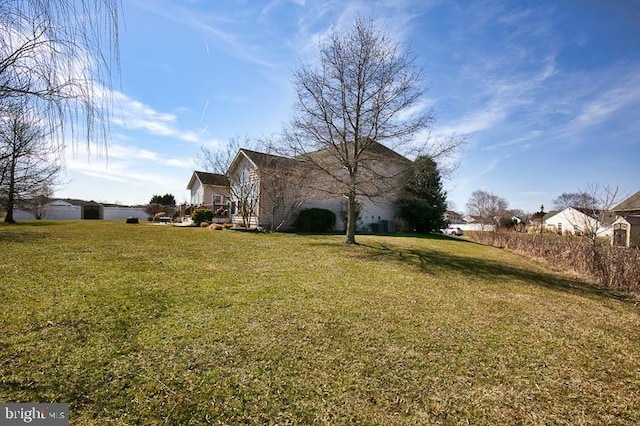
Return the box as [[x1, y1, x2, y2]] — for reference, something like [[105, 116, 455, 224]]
[[345, 191, 358, 245], [4, 152, 16, 223], [4, 205, 15, 223]]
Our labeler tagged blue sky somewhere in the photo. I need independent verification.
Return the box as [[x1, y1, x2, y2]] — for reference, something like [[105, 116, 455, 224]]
[[58, 0, 640, 213]]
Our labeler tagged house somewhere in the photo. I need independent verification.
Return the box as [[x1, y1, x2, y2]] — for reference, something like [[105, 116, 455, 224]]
[[12, 199, 147, 220], [543, 207, 613, 237], [611, 190, 640, 247], [186, 171, 230, 217], [444, 210, 465, 225], [225, 142, 411, 232]]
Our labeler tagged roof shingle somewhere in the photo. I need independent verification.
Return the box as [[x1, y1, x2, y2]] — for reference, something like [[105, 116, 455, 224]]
[[613, 190, 640, 212]]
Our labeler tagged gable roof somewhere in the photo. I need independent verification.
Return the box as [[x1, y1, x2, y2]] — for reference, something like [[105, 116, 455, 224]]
[[241, 149, 299, 169], [355, 140, 413, 164], [612, 190, 640, 213], [187, 171, 228, 189], [300, 139, 412, 165], [227, 149, 300, 178], [55, 198, 102, 207], [544, 207, 616, 226], [615, 215, 640, 226], [226, 140, 411, 188]]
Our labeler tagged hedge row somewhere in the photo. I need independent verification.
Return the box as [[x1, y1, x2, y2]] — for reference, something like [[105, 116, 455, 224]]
[[466, 231, 640, 293]]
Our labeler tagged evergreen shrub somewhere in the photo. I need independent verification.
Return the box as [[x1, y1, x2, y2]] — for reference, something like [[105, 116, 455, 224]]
[[293, 208, 336, 233]]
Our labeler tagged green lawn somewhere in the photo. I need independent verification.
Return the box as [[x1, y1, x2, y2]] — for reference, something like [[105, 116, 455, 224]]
[[1, 221, 639, 425]]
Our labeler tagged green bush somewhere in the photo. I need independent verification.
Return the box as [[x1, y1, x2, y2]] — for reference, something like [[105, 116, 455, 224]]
[[191, 208, 213, 225], [293, 208, 336, 233]]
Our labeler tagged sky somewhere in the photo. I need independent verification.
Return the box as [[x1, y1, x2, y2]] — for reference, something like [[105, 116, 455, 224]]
[[57, 0, 640, 214]]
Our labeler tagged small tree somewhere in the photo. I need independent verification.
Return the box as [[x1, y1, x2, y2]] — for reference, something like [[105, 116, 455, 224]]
[[395, 156, 447, 233], [20, 189, 53, 219], [150, 194, 176, 206], [258, 151, 309, 232], [466, 190, 508, 230], [0, 105, 62, 223], [145, 194, 176, 217], [198, 136, 257, 228], [191, 208, 213, 226]]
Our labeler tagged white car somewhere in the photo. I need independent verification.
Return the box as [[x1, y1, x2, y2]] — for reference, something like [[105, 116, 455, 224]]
[[441, 226, 463, 236]]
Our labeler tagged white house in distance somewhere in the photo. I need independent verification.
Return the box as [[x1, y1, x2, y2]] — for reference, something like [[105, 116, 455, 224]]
[[543, 207, 613, 238]]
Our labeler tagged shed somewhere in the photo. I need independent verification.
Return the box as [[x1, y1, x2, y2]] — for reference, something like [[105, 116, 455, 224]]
[[611, 215, 640, 248]]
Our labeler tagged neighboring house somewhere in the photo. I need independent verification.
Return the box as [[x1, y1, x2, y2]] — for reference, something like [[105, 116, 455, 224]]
[[13, 199, 147, 220], [226, 142, 411, 232], [186, 171, 230, 216], [444, 210, 465, 225], [611, 190, 640, 248], [543, 207, 613, 237], [457, 215, 495, 232], [443, 212, 494, 232]]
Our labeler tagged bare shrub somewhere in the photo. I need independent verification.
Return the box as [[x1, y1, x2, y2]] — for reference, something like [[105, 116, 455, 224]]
[[466, 231, 640, 293]]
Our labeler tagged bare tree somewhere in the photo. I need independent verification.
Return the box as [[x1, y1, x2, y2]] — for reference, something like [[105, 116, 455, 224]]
[[0, 0, 120, 153], [231, 163, 261, 229], [466, 190, 508, 230], [283, 17, 462, 244], [19, 186, 52, 219], [552, 192, 598, 211], [198, 136, 256, 228], [0, 104, 62, 223], [197, 136, 246, 176], [256, 147, 309, 232], [560, 184, 619, 242]]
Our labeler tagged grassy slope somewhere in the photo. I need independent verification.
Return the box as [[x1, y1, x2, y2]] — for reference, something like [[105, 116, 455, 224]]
[[1, 221, 638, 425]]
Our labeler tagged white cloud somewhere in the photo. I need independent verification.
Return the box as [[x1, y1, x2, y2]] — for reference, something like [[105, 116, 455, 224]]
[[439, 105, 507, 136], [65, 141, 194, 172], [437, 55, 557, 139], [571, 74, 640, 128], [108, 89, 226, 145]]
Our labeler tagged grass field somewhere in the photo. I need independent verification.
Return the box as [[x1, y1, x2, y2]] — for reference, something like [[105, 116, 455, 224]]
[[1, 221, 639, 424]]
